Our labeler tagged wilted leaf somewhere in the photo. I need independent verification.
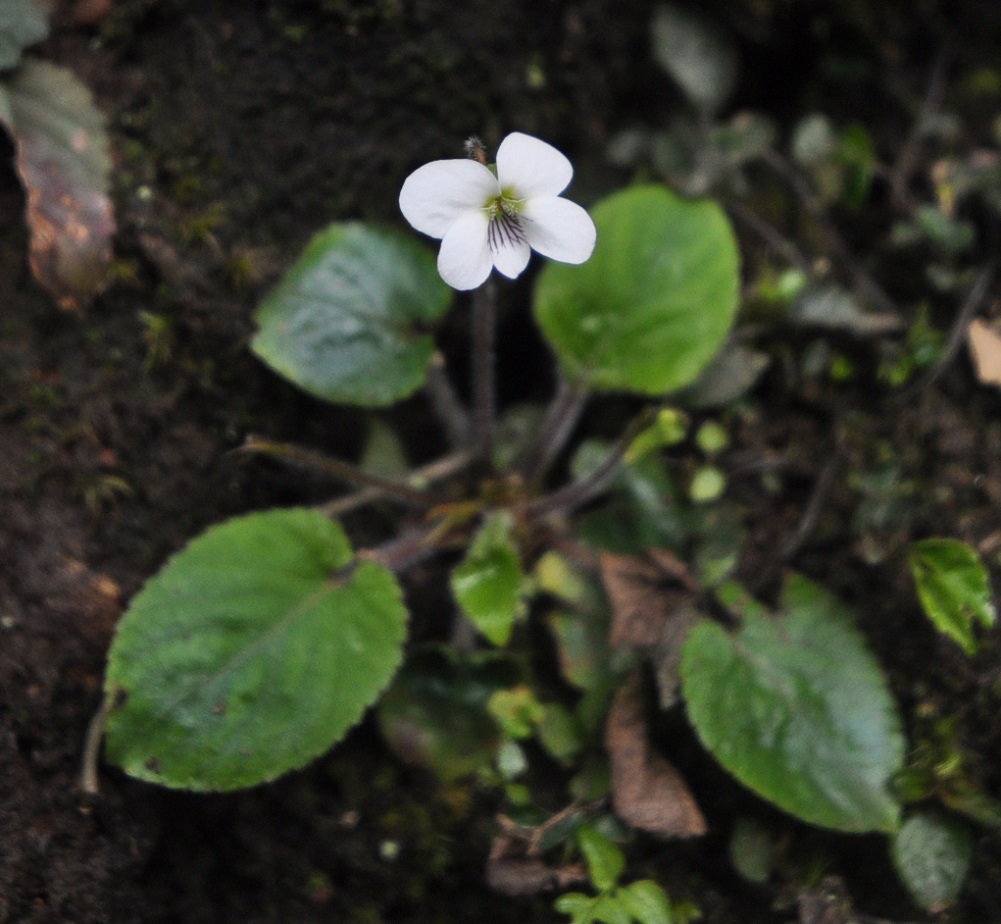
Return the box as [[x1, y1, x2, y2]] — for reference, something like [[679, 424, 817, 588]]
[[967, 318, 1001, 387], [487, 814, 588, 897], [791, 284, 903, 336], [0, 0, 48, 71], [600, 550, 702, 708], [0, 59, 114, 310], [605, 671, 707, 838], [679, 342, 771, 409]]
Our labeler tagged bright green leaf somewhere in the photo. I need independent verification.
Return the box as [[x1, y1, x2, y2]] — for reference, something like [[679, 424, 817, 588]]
[[555, 892, 597, 924], [451, 512, 525, 645], [689, 466, 726, 503], [488, 685, 544, 739], [891, 812, 971, 911], [625, 408, 688, 463], [617, 879, 674, 924], [103, 509, 407, 791], [0, 0, 48, 71], [577, 825, 626, 892], [908, 538, 996, 655], [591, 894, 632, 924], [681, 574, 905, 833], [252, 223, 451, 406], [535, 185, 740, 396]]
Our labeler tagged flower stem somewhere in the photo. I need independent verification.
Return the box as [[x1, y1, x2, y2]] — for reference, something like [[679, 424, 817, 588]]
[[238, 436, 449, 507], [426, 350, 472, 448], [472, 278, 498, 470]]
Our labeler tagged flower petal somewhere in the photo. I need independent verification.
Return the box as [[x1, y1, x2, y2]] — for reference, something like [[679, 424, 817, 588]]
[[399, 159, 499, 239], [496, 132, 573, 199], [438, 209, 493, 290], [489, 223, 532, 279], [522, 196, 596, 265]]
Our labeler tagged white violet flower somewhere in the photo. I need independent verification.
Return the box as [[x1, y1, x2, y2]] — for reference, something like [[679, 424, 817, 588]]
[[399, 132, 597, 290]]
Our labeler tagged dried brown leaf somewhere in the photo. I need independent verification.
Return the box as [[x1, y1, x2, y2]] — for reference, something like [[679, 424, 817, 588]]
[[967, 318, 1001, 387], [600, 550, 702, 706], [486, 819, 588, 897], [605, 670, 706, 838], [600, 549, 695, 651]]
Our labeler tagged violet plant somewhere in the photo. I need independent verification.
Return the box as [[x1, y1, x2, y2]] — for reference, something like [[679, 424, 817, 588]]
[[89, 131, 739, 794], [86, 128, 969, 913]]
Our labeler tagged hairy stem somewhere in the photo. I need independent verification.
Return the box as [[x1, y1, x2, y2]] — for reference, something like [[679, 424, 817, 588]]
[[426, 350, 472, 448], [239, 437, 449, 507], [472, 278, 498, 469]]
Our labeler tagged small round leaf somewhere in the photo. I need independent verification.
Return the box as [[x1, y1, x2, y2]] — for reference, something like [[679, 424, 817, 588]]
[[892, 812, 971, 912], [535, 185, 740, 396], [252, 223, 451, 406], [103, 508, 408, 791]]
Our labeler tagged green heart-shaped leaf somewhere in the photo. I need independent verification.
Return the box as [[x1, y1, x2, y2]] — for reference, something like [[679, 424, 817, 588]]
[[103, 508, 408, 791], [534, 185, 739, 396], [681, 574, 905, 833], [253, 223, 451, 406]]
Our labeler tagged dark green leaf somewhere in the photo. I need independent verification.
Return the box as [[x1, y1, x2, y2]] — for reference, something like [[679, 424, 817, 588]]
[[104, 509, 407, 791], [535, 185, 740, 396], [377, 645, 522, 780], [253, 223, 451, 406], [681, 574, 905, 832]]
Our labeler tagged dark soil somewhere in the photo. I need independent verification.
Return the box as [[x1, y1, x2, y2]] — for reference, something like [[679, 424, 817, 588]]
[[2, 1, 1001, 922]]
